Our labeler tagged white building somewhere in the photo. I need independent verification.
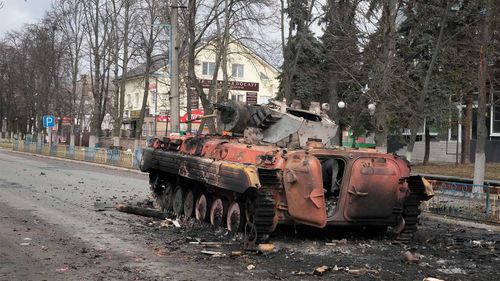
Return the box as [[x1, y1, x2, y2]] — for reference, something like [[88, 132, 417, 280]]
[[122, 40, 280, 136]]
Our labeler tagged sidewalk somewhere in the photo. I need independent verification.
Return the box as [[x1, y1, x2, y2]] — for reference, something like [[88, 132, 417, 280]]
[[421, 213, 500, 232], [0, 146, 144, 175]]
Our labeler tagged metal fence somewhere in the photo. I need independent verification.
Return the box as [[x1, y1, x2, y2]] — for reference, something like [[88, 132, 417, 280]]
[[0, 141, 12, 149], [10, 140, 142, 170], [422, 180, 500, 223]]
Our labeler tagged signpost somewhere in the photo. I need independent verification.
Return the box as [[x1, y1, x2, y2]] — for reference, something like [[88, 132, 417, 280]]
[[43, 115, 55, 145], [43, 115, 55, 128]]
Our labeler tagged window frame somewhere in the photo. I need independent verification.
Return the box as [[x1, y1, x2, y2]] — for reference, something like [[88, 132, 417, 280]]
[[202, 61, 215, 76], [232, 63, 244, 78]]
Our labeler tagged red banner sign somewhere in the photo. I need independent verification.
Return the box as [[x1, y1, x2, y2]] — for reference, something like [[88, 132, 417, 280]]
[[180, 109, 204, 123], [156, 115, 169, 122], [155, 109, 205, 123]]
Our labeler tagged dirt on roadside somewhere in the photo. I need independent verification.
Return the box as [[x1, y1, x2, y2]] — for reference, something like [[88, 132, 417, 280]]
[[124, 201, 500, 281]]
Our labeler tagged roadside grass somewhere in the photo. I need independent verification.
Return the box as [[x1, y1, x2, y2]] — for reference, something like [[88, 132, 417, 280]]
[[412, 163, 500, 181]]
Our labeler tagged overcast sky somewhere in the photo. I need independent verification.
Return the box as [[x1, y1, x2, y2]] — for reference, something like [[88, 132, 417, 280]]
[[0, 0, 52, 37]]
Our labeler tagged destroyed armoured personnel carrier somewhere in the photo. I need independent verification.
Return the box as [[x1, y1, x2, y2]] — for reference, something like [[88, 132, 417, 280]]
[[140, 100, 434, 244]]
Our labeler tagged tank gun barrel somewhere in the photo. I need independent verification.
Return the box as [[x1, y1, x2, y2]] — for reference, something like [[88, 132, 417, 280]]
[[215, 100, 254, 134]]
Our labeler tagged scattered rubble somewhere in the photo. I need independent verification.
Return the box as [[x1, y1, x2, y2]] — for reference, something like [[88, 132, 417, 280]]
[[201, 250, 225, 257], [438, 267, 467, 274], [55, 267, 70, 273], [313, 265, 330, 276], [403, 250, 424, 263], [246, 264, 255, 270], [115, 203, 168, 219], [257, 243, 275, 254], [230, 251, 242, 257]]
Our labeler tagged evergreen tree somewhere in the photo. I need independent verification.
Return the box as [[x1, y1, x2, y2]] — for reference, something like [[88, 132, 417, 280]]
[[280, 0, 325, 106]]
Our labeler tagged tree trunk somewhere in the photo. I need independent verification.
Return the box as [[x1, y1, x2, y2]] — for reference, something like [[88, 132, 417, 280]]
[[461, 94, 472, 164], [375, 103, 388, 153], [410, 1, 451, 164], [135, 55, 152, 145], [112, 1, 131, 146], [375, 0, 397, 153], [473, 0, 491, 191], [423, 125, 431, 165], [406, 120, 419, 163], [187, 0, 215, 134]]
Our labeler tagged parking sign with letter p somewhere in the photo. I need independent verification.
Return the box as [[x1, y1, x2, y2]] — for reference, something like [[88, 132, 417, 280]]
[[43, 115, 55, 128]]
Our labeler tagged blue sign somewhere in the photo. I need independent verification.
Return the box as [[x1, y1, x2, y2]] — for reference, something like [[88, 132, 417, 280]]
[[43, 115, 55, 128]]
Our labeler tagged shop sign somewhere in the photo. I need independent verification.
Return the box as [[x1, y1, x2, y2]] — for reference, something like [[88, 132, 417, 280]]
[[198, 79, 259, 91]]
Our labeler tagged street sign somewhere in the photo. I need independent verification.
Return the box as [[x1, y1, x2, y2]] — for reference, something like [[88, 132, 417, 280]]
[[43, 115, 55, 128], [246, 92, 258, 105]]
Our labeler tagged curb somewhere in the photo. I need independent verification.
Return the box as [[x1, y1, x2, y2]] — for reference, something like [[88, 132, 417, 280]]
[[0, 148, 145, 175], [421, 213, 500, 232]]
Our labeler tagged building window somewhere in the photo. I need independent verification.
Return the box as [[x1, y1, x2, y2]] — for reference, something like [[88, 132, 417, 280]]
[[231, 94, 244, 102], [126, 94, 132, 109], [232, 64, 244, 78], [493, 103, 500, 134], [135, 93, 140, 108], [202, 62, 215, 76], [259, 71, 269, 80]]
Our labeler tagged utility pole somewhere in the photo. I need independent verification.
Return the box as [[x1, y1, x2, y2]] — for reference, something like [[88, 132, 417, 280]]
[[154, 76, 158, 136], [170, 5, 183, 134]]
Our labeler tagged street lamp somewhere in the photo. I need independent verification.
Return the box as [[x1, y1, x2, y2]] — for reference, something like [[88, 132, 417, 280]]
[[368, 102, 376, 116], [336, 101, 346, 146], [335, 85, 375, 147], [337, 101, 346, 109]]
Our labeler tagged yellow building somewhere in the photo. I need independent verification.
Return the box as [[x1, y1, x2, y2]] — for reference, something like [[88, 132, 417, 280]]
[[122, 40, 280, 137]]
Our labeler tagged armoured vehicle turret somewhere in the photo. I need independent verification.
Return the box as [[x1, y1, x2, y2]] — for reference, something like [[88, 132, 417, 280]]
[[140, 100, 434, 244]]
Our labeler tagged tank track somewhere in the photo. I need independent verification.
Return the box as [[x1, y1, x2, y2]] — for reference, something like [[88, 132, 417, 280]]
[[395, 192, 421, 243], [253, 190, 276, 243]]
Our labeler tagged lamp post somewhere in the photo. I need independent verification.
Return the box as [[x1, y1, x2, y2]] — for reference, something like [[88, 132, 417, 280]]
[[337, 101, 346, 146], [155, 76, 158, 136], [35, 92, 40, 143], [336, 89, 376, 148]]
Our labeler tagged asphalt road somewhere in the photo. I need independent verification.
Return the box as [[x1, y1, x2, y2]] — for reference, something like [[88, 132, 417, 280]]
[[0, 149, 499, 281], [0, 149, 229, 280]]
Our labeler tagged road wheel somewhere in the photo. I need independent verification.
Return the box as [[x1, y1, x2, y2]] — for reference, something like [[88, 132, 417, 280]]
[[162, 182, 174, 212], [195, 193, 209, 222], [172, 185, 185, 216], [183, 188, 195, 218], [227, 201, 245, 233], [210, 197, 226, 227]]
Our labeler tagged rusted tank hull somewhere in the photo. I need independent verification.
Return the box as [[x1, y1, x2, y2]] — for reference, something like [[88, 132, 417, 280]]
[[141, 136, 433, 242]]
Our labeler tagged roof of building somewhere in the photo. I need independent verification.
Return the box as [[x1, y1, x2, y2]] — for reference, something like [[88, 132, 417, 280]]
[[124, 54, 168, 80], [121, 38, 279, 81]]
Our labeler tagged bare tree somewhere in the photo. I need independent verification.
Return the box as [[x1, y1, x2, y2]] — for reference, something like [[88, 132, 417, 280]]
[[110, 0, 136, 146], [53, 0, 86, 146], [184, 0, 275, 134], [82, 0, 114, 148], [132, 0, 167, 147]]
